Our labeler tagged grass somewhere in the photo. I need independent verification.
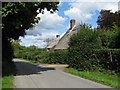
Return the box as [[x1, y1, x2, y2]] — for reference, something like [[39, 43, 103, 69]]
[[2, 61, 16, 89], [64, 68, 120, 88], [2, 75, 14, 88]]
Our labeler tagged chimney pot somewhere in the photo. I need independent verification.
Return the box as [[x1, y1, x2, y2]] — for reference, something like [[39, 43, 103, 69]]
[[70, 19, 75, 29], [56, 35, 60, 38]]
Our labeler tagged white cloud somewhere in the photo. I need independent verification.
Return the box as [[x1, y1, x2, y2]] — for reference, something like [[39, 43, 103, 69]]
[[20, 8, 67, 48], [20, 31, 60, 48], [20, 39, 46, 48], [36, 8, 67, 30], [25, 32, 59, 40], [25, 30, 41, 36], [64, 7, 93, 24], [64, 1, 118, 24]]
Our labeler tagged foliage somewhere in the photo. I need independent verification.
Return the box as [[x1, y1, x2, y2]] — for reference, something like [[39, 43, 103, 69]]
[[67, 25, 102, 71], [45, 50, 68, 64], [2, 75, 14, 88], [113, 25, 120, 48], [12, 40, 68, 64], [94, 49, 120, 73], [97, 10, 120, 29], [2, 2, 59, 40], [97, 24, 120, 49], [2, 2, 59, 84], [98, 29, 119, 48], [2, 2, 59, 64], [67, 24, 120, 74], [64, 68, 120, 88], [12, 41, 43, 60]]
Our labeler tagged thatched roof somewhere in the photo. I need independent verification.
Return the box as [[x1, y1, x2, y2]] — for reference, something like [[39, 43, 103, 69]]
[[55, 25, 80, 50], [47, 37, 60, 49], [47, 19, 81, 50]]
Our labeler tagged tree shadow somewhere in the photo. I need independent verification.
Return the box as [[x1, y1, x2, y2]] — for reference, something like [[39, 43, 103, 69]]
[[14, 60, 55, 76]]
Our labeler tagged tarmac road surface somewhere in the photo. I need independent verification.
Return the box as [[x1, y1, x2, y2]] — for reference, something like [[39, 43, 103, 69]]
[[13, 59, 114, 88]]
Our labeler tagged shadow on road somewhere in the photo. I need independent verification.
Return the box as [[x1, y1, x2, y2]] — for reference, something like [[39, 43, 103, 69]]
[[14, 60, 55, 76]]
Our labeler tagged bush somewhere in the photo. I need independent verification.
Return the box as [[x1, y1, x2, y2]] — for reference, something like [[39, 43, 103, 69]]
[[12, 41, 68, 64], [37, 52, 49, 63], [67, 25, 102, 71], [98, 30, 118, 48], [94, 49, 120, 73], [43, 50, 68, 64], [67, 24, 120, 75], [115, 30, 120, 48]]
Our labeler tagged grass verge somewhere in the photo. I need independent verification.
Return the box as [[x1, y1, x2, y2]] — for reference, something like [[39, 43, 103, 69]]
[[64, 68, 120, 88], [2, 61, 16, 89], [2, 75, 14, 88]]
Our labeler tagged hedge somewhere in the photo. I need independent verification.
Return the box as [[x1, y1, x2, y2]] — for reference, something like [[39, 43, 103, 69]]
[[94, 49, 120, 73], [67, 27, 102, 71], [67, 24, 120, 74], [43, 50, 68, 64]]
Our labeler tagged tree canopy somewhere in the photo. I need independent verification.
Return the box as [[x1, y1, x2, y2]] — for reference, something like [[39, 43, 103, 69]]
[[97, 10, 120, 29], [2, 2, 59, 40], [2, 2, 59, 62]]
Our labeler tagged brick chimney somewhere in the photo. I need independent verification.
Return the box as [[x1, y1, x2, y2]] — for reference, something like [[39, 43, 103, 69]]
[[70, 19, 75, 29], [56, 35, 60, 38]]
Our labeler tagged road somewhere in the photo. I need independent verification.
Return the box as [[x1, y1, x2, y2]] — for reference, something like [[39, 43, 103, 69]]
[[13, 59, 113, 88]]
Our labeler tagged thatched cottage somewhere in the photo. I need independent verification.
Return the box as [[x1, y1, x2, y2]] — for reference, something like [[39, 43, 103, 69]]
[[47, 19, 80, 51]]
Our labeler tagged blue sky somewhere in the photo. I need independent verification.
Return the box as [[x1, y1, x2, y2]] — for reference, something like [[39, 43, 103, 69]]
[[19, 1, 119, 48]]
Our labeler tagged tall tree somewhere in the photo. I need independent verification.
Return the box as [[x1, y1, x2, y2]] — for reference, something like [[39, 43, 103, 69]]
[[2, 2, 59, 61], [97, 10, 120, 29]]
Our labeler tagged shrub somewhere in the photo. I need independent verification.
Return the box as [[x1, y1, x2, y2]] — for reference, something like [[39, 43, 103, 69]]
[[98, 30, 118, 48], [37, 52, 49, 63], [44, 50, 68, 64], [94, 49, 120, 73], [115, 30, 120, 48], [67, 25, 102, 71], [67, 24, 120, 74]]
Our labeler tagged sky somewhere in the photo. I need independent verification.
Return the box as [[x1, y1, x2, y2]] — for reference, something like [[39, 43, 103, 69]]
[[19, 0, 119, 48]]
